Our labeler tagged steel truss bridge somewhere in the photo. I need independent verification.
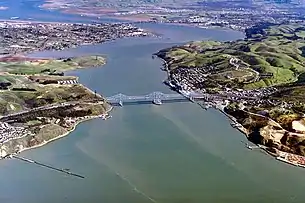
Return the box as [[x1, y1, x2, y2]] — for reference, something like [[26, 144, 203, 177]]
[[106, 91, 212, 106]]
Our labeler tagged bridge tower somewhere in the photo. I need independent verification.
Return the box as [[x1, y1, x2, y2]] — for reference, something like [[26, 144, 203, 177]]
[[152, 92, 162, 105], [112, 93, 125, 107], [118, 93, 124, 107]]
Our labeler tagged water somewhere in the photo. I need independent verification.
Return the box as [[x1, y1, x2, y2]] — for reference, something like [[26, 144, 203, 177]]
[[0, 0, 122, 23], [1, 22, 305, 203]]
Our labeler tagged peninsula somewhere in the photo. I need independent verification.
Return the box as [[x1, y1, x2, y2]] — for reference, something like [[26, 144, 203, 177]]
[[0, 54, 110, 157], [0, 20, 154, 158], [156, 22, 305, 167]]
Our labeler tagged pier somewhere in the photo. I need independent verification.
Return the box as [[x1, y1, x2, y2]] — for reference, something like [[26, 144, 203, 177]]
[[13, 155, 85, 179]]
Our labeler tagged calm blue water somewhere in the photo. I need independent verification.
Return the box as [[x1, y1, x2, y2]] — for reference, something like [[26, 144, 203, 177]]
[[0, 0, 121, 23]]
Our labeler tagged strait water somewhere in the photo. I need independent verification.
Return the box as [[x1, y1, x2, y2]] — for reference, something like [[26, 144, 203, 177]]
[[0, 0, 122, 23], [0, 20, 305, 203]]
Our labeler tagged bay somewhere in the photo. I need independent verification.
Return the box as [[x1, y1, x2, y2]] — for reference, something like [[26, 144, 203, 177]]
[[0, 22, 304, 203]]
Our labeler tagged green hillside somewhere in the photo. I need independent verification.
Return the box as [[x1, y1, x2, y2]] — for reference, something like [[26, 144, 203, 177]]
[[158, 23, 305, 90]]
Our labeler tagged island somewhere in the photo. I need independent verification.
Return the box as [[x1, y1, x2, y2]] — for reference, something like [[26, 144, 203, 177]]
[[156, 22, 305, 167], [0, 20, 154, 158]]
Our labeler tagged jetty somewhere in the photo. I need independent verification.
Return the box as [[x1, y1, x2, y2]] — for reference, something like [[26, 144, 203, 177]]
[[13, 155, 85, 179]]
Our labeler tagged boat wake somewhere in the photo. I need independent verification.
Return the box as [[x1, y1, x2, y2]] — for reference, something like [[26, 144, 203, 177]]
[[115, 172, 157, 203]]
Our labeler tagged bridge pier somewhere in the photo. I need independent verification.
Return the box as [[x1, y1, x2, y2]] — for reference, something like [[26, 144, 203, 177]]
[[153, 98, 162, 105]]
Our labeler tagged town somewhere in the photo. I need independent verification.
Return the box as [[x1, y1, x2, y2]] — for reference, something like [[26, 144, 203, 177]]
[[0, 121, 34, 144], [0, 21, 155, 55], [155, 21, 305, 168], [40, 0, 305, 31], [157, 6, 303, 31]]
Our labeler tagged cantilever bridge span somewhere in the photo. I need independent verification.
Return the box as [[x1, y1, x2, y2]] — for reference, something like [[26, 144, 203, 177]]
[[105, 91, 207, 106]]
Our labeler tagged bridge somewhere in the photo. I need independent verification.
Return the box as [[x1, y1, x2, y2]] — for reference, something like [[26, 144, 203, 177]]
[[106, 91, 210, 106]]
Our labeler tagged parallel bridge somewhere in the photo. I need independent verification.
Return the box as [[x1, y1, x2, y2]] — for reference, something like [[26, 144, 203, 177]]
[[106, 91, 208, 106]]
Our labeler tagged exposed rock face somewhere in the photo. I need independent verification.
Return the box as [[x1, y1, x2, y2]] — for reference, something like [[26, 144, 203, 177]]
[[225, 107, 305, 156]]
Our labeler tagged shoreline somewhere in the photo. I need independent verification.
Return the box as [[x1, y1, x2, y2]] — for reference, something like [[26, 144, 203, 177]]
[[156, 54, 305, 169], [211, 98, 305, 169], [0, 37, 115, 158], [17, 105, 113, 154], [0, 58, 112, 157], [216, 104, 305, 169]]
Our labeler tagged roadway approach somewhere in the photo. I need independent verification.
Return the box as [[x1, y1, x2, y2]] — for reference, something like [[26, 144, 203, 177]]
[[106, 91, 209, 106]]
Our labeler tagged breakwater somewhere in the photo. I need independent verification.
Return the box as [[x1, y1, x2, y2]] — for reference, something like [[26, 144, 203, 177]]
[[13, 155, 85, 179]]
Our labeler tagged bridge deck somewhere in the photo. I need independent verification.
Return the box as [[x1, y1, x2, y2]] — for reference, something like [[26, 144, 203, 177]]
[[106, 92, 206, 105]]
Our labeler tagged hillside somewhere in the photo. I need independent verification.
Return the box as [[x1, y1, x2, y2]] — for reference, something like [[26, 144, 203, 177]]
[[157, 22, 305, 90], [0, 55, 111, 156], [157, 22, 305, 160]]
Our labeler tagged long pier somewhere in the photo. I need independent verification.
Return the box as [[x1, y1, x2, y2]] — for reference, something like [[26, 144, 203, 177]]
[[13, 155, 85, 179]]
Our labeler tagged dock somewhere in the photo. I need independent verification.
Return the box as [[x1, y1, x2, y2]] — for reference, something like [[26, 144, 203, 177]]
[[13, 155, 85, 179]]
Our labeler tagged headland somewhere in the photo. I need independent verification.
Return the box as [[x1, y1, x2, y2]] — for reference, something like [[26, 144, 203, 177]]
[[0, 20, 154, 158], [0, 54, 110, 157]]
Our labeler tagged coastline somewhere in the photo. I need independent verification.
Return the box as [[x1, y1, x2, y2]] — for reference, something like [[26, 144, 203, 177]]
[[17, 105, 113, 154], [0, 44, 112, 158], [156, 54, 305, 169]]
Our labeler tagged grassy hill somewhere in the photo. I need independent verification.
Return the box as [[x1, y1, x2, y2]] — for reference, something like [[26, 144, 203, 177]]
[[158, 22, 305, 90], [157, 22, 305, 157]]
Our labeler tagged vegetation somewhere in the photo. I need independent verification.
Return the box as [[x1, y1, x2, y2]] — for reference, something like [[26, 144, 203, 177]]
[[160, 23, 305, 89], [160, 22, 305, 157], [0, 55, 107, 116], [0, 55, 105, 75]]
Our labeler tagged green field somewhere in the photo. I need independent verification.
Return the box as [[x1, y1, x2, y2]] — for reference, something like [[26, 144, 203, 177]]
[[0, 55, 106, 75], [0, 55, 107, 115], [0, 84, 105, 115]]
